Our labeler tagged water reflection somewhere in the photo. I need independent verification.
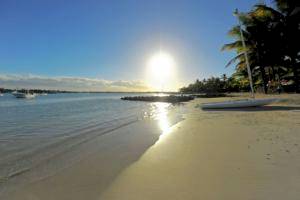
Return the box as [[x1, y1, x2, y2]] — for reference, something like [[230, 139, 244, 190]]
[[150, 102, 172, 139]]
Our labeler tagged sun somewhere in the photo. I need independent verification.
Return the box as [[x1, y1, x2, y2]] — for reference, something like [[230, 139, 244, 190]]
[[146, 51, 175, 91]]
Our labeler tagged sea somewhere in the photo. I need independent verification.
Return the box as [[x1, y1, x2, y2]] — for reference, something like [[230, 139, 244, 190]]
[[0, 92, 184, 191]]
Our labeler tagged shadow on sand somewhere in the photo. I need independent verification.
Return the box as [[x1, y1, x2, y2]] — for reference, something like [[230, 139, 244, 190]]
[[202, 105, 300, 112]]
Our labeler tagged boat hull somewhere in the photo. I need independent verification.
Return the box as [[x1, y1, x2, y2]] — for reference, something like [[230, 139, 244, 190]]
[[201, 98, 279, 109], [13, 93, 36, 99]]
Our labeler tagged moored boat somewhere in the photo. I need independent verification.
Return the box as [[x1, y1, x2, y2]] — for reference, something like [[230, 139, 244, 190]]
[[13, 91, 36, 99]]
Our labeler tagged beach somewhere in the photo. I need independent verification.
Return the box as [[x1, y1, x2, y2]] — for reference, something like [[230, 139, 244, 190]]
[[4, 94, 300, 200], [2, 0, 299, 199]]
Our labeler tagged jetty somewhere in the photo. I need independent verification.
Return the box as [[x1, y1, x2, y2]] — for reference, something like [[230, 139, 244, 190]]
[[121, 95, 194, 103]]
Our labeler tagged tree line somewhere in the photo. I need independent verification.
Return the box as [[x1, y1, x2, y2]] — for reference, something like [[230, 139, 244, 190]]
[[179, 74, 250, 94]]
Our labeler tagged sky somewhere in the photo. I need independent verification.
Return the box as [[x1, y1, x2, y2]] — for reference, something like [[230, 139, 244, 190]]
[[0, 0, 270, 91]]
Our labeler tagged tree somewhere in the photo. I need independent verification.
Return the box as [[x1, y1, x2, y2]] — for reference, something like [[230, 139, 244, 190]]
[[222, 0, 300, 93], [222, 9, 271, 93], [256, 1, 300, 92]]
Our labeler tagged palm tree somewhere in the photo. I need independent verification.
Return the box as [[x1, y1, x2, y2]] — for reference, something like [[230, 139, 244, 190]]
[[223, 1, 300, 93], [255, 1, 300, 92], [222, 8, 272, 93]]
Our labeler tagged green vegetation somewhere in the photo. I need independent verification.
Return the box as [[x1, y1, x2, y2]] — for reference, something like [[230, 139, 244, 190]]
[[180, 74, 249, 94], [181, 0, 300, 94]]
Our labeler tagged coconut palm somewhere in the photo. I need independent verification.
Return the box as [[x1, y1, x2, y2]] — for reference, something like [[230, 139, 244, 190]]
[[223, 0, 300, 93], [222, 8, 274, 93], [255, 1, 300, 92]]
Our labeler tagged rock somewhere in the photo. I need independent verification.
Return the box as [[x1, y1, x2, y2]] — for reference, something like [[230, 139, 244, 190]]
[[121, 95, 194, 103]]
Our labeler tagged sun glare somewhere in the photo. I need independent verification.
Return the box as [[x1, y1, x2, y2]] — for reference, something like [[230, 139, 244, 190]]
[[146, 51, 175, 91]]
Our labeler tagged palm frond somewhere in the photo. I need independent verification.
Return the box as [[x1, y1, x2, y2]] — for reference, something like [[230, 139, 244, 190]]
[[221, 41, 243, 51], [238, 13, 253, 25], [227, 26, 241, 38], [254, 4, 284, 19], [250, 7, 273, 20], [235, 59, 246, 70], [225, 53, 244, 68]]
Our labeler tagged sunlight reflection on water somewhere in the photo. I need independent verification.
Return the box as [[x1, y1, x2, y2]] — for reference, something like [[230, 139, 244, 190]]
[[150, 102, 172, 140]]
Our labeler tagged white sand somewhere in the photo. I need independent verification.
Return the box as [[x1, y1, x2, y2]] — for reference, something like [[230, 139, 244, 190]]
[[100, 95, 300, 200]]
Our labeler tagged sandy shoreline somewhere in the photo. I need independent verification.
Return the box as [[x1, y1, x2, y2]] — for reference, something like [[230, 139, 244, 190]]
[[5, 94, 300, 200], [2, 119, 165, 199]]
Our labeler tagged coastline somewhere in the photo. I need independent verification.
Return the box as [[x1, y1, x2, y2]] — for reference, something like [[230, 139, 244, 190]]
[[100, 94, 300, 200], [2, 101, 185, 199], [5, 94, 300, 200], [2, 120, 162, 199]]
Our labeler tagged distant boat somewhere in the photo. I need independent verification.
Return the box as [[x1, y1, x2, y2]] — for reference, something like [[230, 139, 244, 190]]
[[13, 91, 36, 99], [0, 93, 3, 97], [201, 98, 278, 109]]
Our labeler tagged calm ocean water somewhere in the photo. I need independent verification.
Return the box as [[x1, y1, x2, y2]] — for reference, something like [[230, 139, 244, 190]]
[[0, 93, 176, 184]]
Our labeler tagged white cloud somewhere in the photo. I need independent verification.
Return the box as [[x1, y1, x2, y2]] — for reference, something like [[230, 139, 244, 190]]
[[0, 74, 150, 92]]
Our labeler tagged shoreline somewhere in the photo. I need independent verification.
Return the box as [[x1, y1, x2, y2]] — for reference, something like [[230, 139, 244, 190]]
[[2, 120, 162, 199], [100, 94, 300, 200], [2, 102, 185, 199], [4, 94, 300, 200]]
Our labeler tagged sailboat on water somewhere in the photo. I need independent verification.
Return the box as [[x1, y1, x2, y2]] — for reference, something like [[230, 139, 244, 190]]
[[201, 9, 279, 109]]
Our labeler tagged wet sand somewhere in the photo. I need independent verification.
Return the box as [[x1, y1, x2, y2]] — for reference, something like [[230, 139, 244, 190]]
[[3, 120, 163, 200], [6, 94, 300, 200]]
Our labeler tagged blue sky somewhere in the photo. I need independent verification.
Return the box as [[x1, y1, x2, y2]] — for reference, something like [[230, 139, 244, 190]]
[[0, 0, 270, 91]]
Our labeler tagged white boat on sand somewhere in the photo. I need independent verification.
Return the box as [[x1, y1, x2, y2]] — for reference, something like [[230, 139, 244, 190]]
[[201, 98, 279, 109]]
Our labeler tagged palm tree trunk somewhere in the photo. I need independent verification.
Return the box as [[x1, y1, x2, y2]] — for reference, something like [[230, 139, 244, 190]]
[[259, 66, 268, 94], [292, 62, 300, 93], [271, 66, 276, 81]]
